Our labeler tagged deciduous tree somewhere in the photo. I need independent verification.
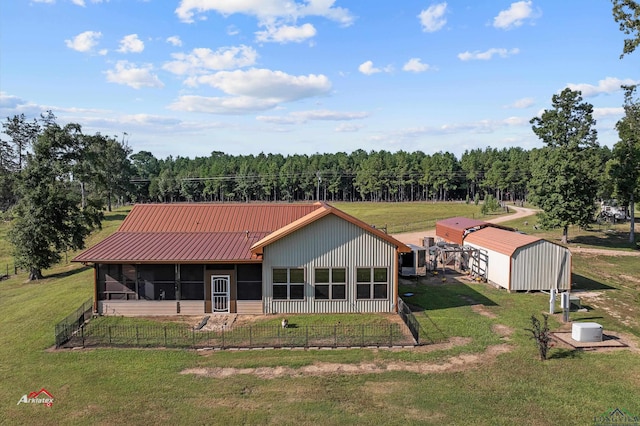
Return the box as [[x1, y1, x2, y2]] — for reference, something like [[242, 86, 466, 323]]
[[612, 0, 640, 57], [9, 121, 102, 280], [608, 85, 640, 244], [529, 88, 600, 243]]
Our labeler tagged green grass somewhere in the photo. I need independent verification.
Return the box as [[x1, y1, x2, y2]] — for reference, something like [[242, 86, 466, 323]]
[[332, 201, 501, 233], [499, 215, 639, 251], [1, 203, 640, 425]]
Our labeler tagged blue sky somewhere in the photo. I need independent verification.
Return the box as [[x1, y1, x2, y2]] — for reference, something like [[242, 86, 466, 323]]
[[1, 1, 638, 159]]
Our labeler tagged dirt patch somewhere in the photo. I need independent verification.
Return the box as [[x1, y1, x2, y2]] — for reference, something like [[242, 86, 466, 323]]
[[471, 304, 497, 319], [492, 324, 514, 340], [182, 342, 512, 379]]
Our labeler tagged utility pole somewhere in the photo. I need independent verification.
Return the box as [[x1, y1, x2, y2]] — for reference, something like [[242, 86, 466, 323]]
[[316, 171, 322, 201]]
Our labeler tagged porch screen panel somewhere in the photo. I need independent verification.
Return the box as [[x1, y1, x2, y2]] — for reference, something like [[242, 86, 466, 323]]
[[181, 264, 205, 300], [237, 264, 262, 300]]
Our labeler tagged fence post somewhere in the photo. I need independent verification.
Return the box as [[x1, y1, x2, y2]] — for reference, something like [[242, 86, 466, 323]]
[[389, 324, 393, 346], [81, 325, 85, 348], [136, 325, 139, 345], [334, 324, 337, 348], [164, 326, 167, 347], [222, 327, 225, 349], [108, 325, 112, 345], [249, 325, 253, 347], [305, 326, 309, 348], [361, 324, 365, 347]]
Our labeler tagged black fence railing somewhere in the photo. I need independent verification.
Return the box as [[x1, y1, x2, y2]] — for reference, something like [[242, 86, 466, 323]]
[[397, 298, 423, 344], [54, 298, 93, 348], [60, 321, 415, 349]]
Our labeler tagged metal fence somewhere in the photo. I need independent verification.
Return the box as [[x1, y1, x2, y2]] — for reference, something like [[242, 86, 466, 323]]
[[60, 321, 415, 349], [54, 298, 93, 348], [397, 297, 423, 344]]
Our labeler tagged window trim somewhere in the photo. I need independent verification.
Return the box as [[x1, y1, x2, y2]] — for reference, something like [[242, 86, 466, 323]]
[[272, 267, 305, 300], [314, 267, 347, 300], [356, 267, 389, 300]]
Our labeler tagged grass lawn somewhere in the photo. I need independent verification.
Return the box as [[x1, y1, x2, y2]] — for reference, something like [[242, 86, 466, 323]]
[[332, 201, 497, 233], [1, 203, 639, 425]]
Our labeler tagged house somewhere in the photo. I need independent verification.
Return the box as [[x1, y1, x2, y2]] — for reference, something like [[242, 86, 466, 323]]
[[463, 226, 571, 291], [73, 203, 411, 316]]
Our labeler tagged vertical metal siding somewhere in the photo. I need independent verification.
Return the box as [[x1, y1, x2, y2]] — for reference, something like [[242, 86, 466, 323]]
[[511, 241, 571, 291], [263, 214, 398, 314]]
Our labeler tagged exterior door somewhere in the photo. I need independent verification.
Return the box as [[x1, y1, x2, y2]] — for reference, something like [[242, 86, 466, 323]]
[[211, 275, 230, 313]]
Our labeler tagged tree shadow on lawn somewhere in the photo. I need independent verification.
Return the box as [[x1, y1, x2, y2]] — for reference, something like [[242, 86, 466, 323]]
[[548, 348, 582, 360], [46, 265, 91, 280], [572, 273, 616, 291], [402, 278, 498, 312], [570, 227, 639, 250], [103, 213, 128, 222]]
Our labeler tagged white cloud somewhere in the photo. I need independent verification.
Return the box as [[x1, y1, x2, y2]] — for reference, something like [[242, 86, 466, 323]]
[[171, 68, 331, 114], [188, 68, 331, 101], [505, 97, 535, 109], [175, 0, 354, 27], [418, 3, 447, 33], [166, 36, 183, 47], [566, 77, 640, 97], [163, 45, 257, 75], [593, 107, 624, 119], [403, 58, 431, 73], [257, 109, 369, 124], [335, 123, 363, 132], [169, 95, 281, 114], [105, 61, 164, 89], [493, 1, 535, 30], [359, 61, 379, 75], [65, 31, 102, 53], [256, 23, 317, 43], [227, 25, 240, 36], [71, 0, 108, 5], [358, 60, 393, 75], [117, 34, 145, 53], [32, 0, 55, 3], [458, 48, 519, 61]]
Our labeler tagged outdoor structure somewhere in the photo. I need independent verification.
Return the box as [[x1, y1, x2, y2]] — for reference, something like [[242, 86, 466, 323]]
[[435, 217, 493, 245], [73, 203, 410, 316], [463, 227, 571, 292]]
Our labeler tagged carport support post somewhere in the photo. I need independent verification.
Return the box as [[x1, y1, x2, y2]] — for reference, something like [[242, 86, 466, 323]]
[[549, 288, 556, 314]]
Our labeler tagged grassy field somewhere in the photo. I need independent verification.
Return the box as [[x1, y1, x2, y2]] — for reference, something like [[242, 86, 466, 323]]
[[1, 203, 639, 425], [332, 201, 493, 233]]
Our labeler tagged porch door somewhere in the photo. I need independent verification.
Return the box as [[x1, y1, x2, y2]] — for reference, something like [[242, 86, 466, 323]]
[[211, 275, 230, 313]]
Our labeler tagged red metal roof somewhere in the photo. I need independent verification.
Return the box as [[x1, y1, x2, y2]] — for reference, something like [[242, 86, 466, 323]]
[[74, 203, 323, 264], [73, 232, 270, 263], [435, 216, 490, 245], [464, 227, 541, 256], [251, 204, 411, 255], [118, 203, 322, 232]]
